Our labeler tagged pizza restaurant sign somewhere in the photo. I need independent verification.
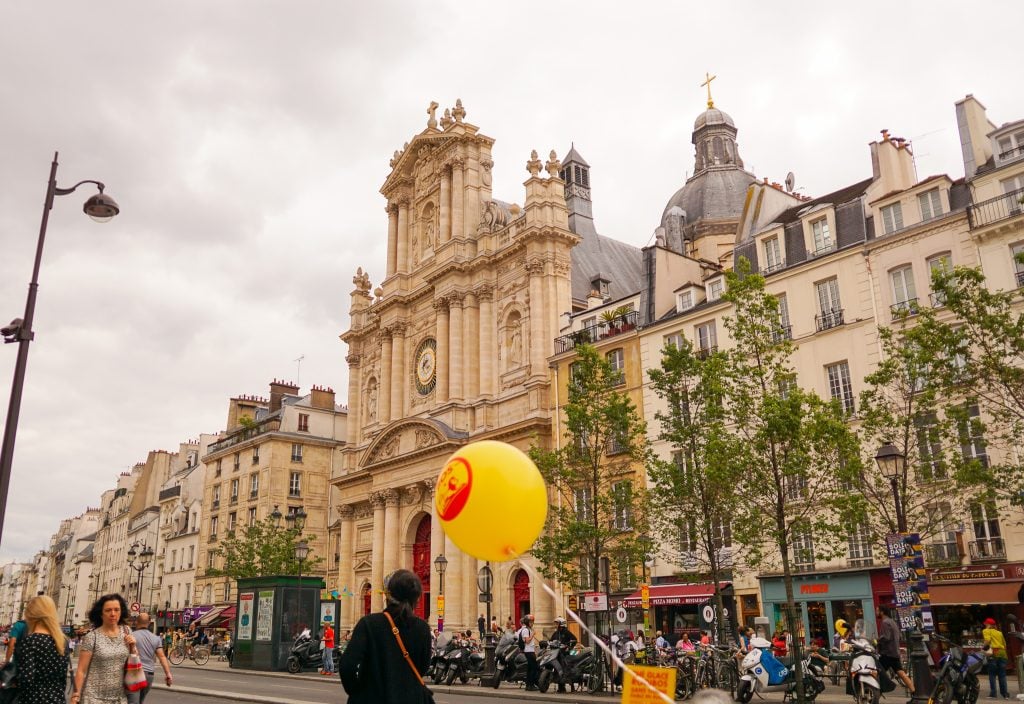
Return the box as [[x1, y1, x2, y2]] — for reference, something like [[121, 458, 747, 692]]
[[929, 568, 1004, 583]]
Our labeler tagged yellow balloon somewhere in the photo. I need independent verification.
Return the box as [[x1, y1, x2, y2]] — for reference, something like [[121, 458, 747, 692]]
[[435, 441, 547, 562]]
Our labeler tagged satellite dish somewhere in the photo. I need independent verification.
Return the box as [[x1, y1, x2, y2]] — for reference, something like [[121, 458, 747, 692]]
[[785, 172, 796, 192]]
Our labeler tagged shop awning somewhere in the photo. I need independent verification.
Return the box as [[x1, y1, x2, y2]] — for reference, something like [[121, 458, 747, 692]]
[[196, 605, 228, 625], [929, 582, 1022, 606], [621, 583, 730, 608], [209, 606, 236, 627]]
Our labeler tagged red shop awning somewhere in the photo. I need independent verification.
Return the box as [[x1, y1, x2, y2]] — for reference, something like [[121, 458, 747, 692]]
[[621, 583, 730, 608]]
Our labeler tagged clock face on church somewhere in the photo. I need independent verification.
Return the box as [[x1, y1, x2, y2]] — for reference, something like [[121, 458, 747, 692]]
[[414, 338, 437, 395]]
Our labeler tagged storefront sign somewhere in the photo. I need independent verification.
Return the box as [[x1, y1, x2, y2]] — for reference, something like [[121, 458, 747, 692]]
[[799, 584, 829, 594], [583, 592, 608, 612], [256, 590, 274, 641], [237, 592, 254, 640], [623, 664, 676, 703], [567, 595, 578, 611], [929, 568, 1004, 583]]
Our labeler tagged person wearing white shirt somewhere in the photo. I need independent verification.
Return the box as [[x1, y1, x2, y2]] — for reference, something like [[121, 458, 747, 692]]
[[517, 615, 539, 691]]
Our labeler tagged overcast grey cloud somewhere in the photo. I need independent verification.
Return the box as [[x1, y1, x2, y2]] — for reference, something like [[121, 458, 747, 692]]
[[1, 1, 1021, 562]]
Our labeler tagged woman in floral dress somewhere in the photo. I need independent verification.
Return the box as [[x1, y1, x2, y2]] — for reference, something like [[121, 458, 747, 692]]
[[71, 594, 137, 704], [13, 595, 70, 704]]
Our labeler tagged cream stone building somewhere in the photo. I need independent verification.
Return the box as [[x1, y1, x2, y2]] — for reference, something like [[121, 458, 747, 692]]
[[195, 381, 346, 616], [332, 101, 642, 633]]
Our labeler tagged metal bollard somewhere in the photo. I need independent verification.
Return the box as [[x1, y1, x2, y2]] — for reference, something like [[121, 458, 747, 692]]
[[1016, 654, 1023, 696]]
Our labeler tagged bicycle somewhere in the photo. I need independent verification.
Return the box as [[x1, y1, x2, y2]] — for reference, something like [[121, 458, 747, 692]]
[[168, 643, 210, 666]]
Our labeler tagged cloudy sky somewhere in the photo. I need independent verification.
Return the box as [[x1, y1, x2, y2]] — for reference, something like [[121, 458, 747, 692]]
[[1, 1, 1020, 563]]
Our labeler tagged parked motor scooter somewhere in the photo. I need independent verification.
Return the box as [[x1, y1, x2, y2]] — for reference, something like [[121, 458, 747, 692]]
[[430, 633, 458, 684], [537, 641, 597, 694], [736, 636, 826, 703], [490, 632, 528, 689], [844, 638, 892, 704], [929, 634, 985, 704], [443, 636, 486, 685], [286, 630, 324, 674]]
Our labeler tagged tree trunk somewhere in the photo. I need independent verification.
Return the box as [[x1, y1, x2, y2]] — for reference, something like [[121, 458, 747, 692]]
[[780, 549, 806, 704]]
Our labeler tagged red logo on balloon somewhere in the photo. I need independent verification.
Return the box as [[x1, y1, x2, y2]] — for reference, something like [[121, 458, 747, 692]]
[[437, 457, 472, 521]]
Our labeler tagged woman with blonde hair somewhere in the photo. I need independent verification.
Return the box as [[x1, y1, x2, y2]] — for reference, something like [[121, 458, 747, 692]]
[[13, 594, 70, 703]]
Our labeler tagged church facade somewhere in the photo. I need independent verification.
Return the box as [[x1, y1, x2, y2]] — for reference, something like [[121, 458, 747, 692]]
[[331, 101, 638, 632]]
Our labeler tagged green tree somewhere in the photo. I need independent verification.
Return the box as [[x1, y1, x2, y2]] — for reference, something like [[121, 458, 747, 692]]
[[209, 514, 322, 579], [913, 262, 1024, 508], [855, 316, 971, 550], [648, 338, 739, 645], [531, 343, 650, 631], [720, 260, 863, 704]]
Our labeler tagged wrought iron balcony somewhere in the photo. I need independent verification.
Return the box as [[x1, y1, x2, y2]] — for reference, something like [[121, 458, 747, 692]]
[[891, 299, 920, 318], [158, 485, 181, 502], [967, 185, 1024, 230], [929, 291, 946, 308], [206, 417, 282, 456], [695, 345, 718, 359], [1016, 270, 1024, 288], [554, 310, 639, 354], [968, 537, 1006, 562], [762, 261, 784, 274], [925, 542, 960, 567], [815, 308, 845, 332], [771, 325, 793, 343], [997, 144, 1024, 162]]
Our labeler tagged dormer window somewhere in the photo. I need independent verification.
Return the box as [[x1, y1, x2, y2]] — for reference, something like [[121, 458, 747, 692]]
[[880, 203, 904, 235], [918, 189, 943, 221], [763, 235, 783, 273], [996, 129, 1024, 162], [706, 278, 724, 302], [677, 290, 694, 312], [592, 277, 610, 298], [811, 217, 833, 254]]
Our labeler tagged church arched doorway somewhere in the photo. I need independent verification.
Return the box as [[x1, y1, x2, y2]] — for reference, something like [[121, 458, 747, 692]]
[[361, 583, 371, 616], [512, 569, 530, 626], [412, 515, 431, 620]]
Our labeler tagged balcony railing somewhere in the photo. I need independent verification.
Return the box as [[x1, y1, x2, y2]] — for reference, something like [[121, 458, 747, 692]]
[[811, 242, 836, 258], [695, 345, 718, 359], [967, 185, 1024, 230], [815, 308, 845, 332], [1016, 270, 1024, 288], [929, 291, 946, 308], [890, 298, 920, 318], [968, 537, 1006, 562], [206, 417, 282, 455], [554, 310, 639, 354], [771, 325, 793, 343], [158, 486, 181, 502], [762, 261, 784, 274], [926, 542, 960, 566], [997, 144, 1024, 162]]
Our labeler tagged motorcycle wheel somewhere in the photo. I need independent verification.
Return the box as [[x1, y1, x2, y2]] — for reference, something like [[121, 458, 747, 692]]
[[491, 671, 502, 689], [460, 671, 469, 684], [538, 669, 552, 694], [736, 680, 753, 704], [933, 679, 956, 704], [962, 679, 979, 704], [432, 667, 446, 685], [868, 686, 880, 704], [445, 666, 458, 686], [286, 658, 301, 674], [802, 675, 822, 702]]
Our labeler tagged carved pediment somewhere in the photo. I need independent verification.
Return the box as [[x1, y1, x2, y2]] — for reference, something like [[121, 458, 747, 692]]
[[360, 418, 463, 468], [353, 557, 372, 572]]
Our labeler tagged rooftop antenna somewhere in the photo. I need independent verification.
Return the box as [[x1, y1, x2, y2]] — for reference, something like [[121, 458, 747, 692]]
[[294, 354, 305, 387], [785, 172, 796, 193]]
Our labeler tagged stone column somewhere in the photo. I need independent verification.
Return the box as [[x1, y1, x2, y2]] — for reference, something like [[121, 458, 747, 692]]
[[463, 292, 479, 399], [451, 158, 464, 239], [382, 488, 401, 579], [397, 198, 410, 273], [443, 535, 463, 631], [370, 492, 386, 610], [426, 479, 442, 623], [478, 287, 495, 396], [386, 204, 398, 276], [534, 574, 555, 627], [439, 167, 451, 244], [345, 354, 361, 445], [390, 323, 406, 420], [379, 329, 393, 426], [337, 505, 355, 629], [448, 294, 464, 400], [527, 259, 546, 374], [434, 299, 450, 404]]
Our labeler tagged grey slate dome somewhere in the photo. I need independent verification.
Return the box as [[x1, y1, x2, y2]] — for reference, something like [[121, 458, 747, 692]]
[[661, 169, 756, 227], [694, 107, 735, 131]]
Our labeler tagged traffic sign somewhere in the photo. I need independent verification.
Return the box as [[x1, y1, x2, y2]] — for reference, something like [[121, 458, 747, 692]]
[[131, 602, 141, 613], [616, 606, 628, 623], [478, 594, 492, 603]]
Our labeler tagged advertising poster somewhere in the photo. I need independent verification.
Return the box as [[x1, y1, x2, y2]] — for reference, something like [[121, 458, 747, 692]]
[[256, 590, 274, 641], [320, 601, 337, 628], [237, 592, 255, 640], [623, 664, 676, 703]]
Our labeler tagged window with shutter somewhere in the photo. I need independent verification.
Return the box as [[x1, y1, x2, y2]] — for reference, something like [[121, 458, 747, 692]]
[[881, 203, 904, 234], [918, 189, 943, 221]]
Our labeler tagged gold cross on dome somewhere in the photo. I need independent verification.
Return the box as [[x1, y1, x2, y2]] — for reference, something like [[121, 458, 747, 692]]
[[701, 72, 717, 108]]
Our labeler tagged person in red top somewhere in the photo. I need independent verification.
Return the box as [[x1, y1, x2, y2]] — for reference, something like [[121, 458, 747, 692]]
[[321, 623, 336, 675]]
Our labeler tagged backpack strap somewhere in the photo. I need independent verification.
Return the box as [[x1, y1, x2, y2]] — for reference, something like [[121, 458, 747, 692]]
[[382, 611, 424, 686]]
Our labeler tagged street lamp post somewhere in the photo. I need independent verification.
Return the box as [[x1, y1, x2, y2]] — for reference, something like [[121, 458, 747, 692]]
[[0, 153, 119, 544], [61, 584, 73, 626], [477, 563, 495, 677], [287, 508, 310, 628], [127, 541, 154, 606], [434, 554, 447, 633], [875, 442, 934, 704]]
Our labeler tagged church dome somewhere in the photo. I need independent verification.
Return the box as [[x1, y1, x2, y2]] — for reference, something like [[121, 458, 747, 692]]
[[694, 107, 735, 131], [660, 169, 756, 229]]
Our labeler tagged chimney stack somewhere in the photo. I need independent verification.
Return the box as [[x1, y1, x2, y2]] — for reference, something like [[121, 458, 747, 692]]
[[309, 385, 336, 410], [269, 379, 300, 413]]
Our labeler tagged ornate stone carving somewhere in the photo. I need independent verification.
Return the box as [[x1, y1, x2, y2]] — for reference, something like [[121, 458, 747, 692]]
[[452, 98, 466, 123], [427, 101, 439, 129], [403, 484, 423, 505], [365, 380, 378, 424], [422, 478, 435, 497], [526, 150, 542, 177], [525, 258, 545, 275], [480, 200, 509, 232], [475, 284, 494, 301], [383, 488, 400, 507], [553, 260, 571, 277], [352, 267, 372, 293], [369, 492, 387, 510], [545, 150, 561, 177], [338, 504, 355, 520], [345, 354, 362, 367], [440, 108, 453, 129], [354, 503, 372, 519], [432, 297, 449, 313], [480, 158, 493, 187], [447, 291, 465, 308], [415, 429, 440, 449]]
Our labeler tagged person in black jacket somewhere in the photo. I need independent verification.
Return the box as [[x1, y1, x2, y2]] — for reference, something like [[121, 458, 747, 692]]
[[340, 569, 431, 704]]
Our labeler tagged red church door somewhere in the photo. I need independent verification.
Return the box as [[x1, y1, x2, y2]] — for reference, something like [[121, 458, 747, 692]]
[[361, 584, 371, 616], [412, 516, 431, 620], [513, 569, 531, 626]]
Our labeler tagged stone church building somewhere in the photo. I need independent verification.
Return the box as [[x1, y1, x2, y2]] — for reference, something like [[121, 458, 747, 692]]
[[331, 100, 641, 632]]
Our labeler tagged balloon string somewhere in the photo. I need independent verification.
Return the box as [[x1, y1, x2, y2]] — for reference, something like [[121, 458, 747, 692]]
[[523, 563, 674, 704]]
